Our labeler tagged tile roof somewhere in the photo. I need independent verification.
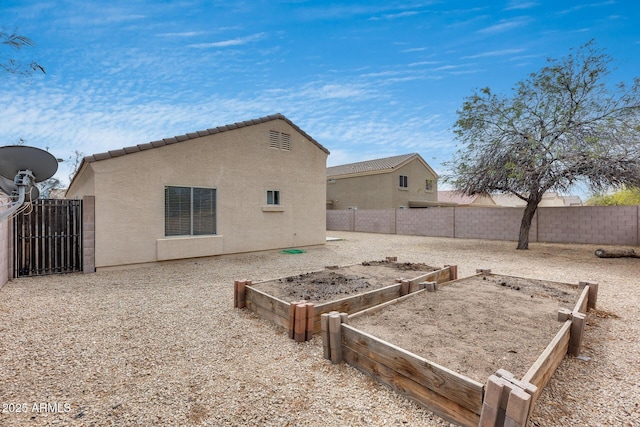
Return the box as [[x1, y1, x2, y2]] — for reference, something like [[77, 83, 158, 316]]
[[327, 153, 418, 177], [81, 113, 328, 165], [437, 190, 481, 205]]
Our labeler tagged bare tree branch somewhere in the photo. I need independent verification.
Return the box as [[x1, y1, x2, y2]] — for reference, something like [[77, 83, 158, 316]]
[[444, 41, 640, 249]]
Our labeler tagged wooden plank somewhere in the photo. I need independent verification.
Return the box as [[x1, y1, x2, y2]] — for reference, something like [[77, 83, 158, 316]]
[[244, 299, 290, 330], [411, 267, 452, 285], [521, 320, 571, 405], [315, 283, 403, 314], [245, 286, 290, 319], [579, 282, 598, 310], [329, 313, 342, 364], [568, 312, 586, 356], [342, 345, 480, 427], [244, 287, 290, 330], [573, 286, 590, 314], [341, 324, 484, 414], [294, 303, 307, 342], [321, 313, 330, 359]]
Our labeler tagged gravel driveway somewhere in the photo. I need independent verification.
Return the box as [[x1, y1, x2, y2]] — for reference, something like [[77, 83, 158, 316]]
[[1, 231, 638, 426]]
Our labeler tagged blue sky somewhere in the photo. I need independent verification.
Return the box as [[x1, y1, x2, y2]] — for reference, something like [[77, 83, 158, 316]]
[[1, 1, 639, 192]]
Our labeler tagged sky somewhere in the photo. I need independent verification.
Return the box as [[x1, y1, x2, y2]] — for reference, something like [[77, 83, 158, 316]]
[[1, 1, 639, 194]]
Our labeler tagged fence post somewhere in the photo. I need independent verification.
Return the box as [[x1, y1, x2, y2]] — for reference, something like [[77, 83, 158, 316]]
[[568, 312, 586, 356], [321, 313, 330, 359], [579, 281, 598, 310], [480, 370, 537, 427], [329, 313, 343, 364], [305, 303, 315, 341], [294, 303, 308, 342]]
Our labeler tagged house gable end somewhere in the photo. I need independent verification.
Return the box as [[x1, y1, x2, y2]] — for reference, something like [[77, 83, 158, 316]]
[[67, 113, 328, 193]]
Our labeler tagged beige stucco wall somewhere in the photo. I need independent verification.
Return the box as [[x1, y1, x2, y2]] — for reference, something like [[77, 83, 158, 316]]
[[67, 119, 328, 269], [327, 157, 438, 210], [471, 195, 496, 206], [0, 195, 9, 286]]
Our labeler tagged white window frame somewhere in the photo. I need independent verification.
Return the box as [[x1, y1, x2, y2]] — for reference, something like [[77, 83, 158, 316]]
[[164, 186, 216, 236], [267, 190, 280, 205]]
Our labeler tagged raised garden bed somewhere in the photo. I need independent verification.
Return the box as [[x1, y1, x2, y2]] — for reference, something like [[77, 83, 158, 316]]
[[234, 259, 457, 339], [321, 271, 598, 427]]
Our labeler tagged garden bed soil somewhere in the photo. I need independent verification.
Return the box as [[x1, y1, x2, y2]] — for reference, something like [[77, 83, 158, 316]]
[[252, 260, 439, 303], [348, 274, 580, 384]]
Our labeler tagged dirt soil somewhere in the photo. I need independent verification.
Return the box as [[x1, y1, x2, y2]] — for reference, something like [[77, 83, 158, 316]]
[[349, 274, 579, 383], [253, 260, 439, 303]]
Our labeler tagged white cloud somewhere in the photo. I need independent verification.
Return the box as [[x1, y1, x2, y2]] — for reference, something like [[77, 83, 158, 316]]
[[188, 32, 268, 48], [462, 48, 526, 59], [477, 17, 530, 34], [504, 2, 539, 11]]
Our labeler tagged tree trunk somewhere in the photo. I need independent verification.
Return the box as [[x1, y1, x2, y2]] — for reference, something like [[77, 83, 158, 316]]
[[594, 248, 639, 258], [517, 199, 539, 250]]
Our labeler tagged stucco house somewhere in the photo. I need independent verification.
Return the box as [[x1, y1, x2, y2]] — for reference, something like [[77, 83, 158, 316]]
[[66, 114, 329, 270], [326, 153, 438, 210], [492, 192, 583, 207], [437, 190, 496, 206]]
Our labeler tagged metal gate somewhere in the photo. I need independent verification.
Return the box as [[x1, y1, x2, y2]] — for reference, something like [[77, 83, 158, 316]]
[[13, 199, 83, 277]]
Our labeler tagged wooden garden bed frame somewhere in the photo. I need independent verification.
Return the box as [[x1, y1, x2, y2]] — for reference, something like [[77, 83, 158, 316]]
[[320, 270, 598, 427], [234, 262, 458, 340]]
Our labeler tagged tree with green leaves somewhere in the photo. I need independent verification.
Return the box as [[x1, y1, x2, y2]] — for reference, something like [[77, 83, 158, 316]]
[[1, 29, 45, 76], [587, 186, 640, 206], [445, 41, 640, 249]]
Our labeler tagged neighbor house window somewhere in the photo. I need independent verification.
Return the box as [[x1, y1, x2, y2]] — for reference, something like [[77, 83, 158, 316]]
[[165, 186, 216, 236], [425, 179, 434, 191], [399, 175, 408, 188], [267, 190, 280, 205]]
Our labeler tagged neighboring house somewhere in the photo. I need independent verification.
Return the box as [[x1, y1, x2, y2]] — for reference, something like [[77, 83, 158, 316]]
[[492, 192, 583, 207], [326, 153, 438, 210], [66, 114, 329, 270], [437, 190, 496, 206]]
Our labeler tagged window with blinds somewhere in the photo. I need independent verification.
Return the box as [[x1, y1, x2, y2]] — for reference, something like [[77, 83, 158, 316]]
[[269, 130, 291, 151], [267, 190, 280, 205], [165, 186, 216, 236]]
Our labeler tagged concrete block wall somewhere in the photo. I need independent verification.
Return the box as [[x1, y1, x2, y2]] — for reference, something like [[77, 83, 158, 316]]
[[326, 209, 355, 231], [454, 207, 537, 242], [327, 205, 640, 246], [355, 209, 396, 234], [396, 207, 455, 237], [537, 206, 639, 245], [83, 196, 96, 273]]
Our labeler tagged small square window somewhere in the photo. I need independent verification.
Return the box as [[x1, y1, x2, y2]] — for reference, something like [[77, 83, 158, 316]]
[[425, 179, 434, 191], [267, 190, 280, 205], [399, 175, 408, 188]]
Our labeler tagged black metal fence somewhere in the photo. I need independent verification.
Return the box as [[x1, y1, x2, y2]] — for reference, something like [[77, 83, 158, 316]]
[[13, 199, 83, 277]]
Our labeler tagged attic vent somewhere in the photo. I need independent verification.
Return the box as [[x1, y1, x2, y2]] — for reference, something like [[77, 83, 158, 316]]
[[269, 130, 280, 149], [269, 130, 291, 151], [281, 133, 291, 151]]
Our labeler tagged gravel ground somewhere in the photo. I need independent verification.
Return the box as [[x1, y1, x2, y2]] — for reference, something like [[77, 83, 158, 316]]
[[0, 231, 638, 427]]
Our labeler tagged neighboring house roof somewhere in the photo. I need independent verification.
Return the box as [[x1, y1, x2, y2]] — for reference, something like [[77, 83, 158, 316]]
[[563, 195, 583, 206], [492, 192, 583, 207], [437, 190, 495, 206], [327, 153, 438, 179], [68, 113, 328, 191]]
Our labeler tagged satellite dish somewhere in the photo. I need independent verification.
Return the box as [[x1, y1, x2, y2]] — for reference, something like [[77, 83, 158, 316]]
[[0, 176, 39, 201], [0, 145, 58, 221], [0, 175, 16, 195], [0, 145, 58, 182]]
